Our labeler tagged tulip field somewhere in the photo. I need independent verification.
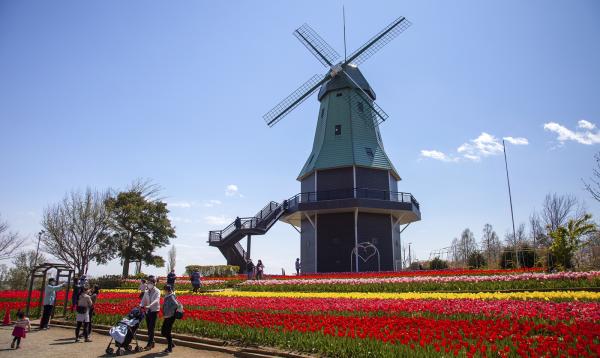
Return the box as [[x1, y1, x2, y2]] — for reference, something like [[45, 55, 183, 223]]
[[2, 269, 600, 357]]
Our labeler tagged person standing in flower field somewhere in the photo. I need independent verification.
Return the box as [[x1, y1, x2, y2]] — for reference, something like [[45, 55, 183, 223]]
[[39, 277, 66, 330], [256, 260, 264, 280], [11, 311, 31, 349], [190, 269, 202, 293], [295, 258, 301, 276], [140, 276, 160, 350], [246, 259, 255, 280], [166, 269, 177, 289]]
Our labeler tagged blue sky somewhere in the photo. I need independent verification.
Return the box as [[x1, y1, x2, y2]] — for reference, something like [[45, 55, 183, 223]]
[[1, 1, 599, 276]]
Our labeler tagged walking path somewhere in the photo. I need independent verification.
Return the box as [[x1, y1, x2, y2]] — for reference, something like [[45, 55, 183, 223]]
[[0, 326, 232, 358]]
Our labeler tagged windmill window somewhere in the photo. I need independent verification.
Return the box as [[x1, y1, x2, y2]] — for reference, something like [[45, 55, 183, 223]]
[[334, 125, 342, 136], [358, 102, 364, 112], [336, 92, 343, 97], [365, 147, 374, 158]]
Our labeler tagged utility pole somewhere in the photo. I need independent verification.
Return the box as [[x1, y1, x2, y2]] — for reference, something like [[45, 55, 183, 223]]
[[502, 140, 519, 268]]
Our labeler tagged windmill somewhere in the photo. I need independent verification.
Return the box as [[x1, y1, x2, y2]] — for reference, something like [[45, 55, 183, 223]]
[[263, 16, 411, 127], [208, 15, 421, 273]]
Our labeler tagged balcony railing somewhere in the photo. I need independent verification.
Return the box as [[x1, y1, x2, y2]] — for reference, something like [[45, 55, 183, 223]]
[[286, 187, 420, 210], [208, 188, 419, 245]]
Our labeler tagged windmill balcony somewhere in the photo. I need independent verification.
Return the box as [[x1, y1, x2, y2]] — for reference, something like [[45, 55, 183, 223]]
[[281, 187, 421, 227]]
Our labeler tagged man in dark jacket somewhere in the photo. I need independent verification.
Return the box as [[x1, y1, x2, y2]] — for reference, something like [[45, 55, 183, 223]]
[[166, 269, 177, 289], [246, 259, 255, 280], [190, 270, 201, 293]]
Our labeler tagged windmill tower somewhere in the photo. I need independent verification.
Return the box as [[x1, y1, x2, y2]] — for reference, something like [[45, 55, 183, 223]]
[[208, 15, 421, 273], [264, 16, 421, 272]]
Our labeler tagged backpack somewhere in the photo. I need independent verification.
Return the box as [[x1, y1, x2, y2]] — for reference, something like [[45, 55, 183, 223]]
[[174, 298, 184, 319]]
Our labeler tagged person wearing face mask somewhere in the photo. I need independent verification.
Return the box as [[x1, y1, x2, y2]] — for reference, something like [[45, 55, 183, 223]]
[[139, 276, 160, 350]]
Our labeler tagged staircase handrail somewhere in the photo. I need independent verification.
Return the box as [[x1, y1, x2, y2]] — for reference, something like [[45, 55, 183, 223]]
[[254, 201, 279, 221]]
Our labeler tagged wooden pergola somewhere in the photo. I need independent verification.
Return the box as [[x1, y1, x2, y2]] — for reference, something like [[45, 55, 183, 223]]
[[25, 262, 74, 317]]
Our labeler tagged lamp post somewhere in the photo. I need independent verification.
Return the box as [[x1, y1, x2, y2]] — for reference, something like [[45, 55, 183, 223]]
[[35, 230, 44, 267]]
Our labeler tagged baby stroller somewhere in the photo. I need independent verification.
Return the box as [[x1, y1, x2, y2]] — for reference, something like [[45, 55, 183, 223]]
[[105, 307, 145, 356]]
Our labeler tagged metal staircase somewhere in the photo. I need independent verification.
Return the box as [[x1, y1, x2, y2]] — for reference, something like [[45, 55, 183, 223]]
[[208, 201, 285, 272]]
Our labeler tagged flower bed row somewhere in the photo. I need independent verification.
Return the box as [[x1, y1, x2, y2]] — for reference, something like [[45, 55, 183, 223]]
[[2, 287, 599, 357], [243, 271, 600, 286], [85, 291, 599, 358], [239, 274, 600, 293], [263, 267, 544, 280]]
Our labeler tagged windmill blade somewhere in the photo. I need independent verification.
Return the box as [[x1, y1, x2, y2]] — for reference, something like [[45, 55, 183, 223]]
[[294, 23, 341, 67], [344, 16, 411, 66], [263, 74, 329, 127], [342, 70, 389, 125]]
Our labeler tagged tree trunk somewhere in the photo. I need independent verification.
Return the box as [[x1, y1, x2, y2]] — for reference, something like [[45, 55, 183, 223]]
[[122, 256, 130, 277], [122, 233, 134, 278]]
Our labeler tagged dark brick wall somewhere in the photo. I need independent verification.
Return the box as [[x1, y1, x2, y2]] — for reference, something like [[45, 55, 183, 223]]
[[357, 212, 393, 271], [316, 167, 353, 192], [316, 212, 355, 272], [356, 167, 389, 191]]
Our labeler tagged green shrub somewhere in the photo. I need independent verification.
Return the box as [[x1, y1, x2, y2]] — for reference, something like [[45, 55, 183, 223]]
[[88, 275, 125, 289], [184, 265, 239, 277], [429, 257, 448, 270]]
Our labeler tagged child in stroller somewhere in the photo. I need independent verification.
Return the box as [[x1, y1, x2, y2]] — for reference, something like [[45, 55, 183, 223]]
[[105, 307, 145, 355]]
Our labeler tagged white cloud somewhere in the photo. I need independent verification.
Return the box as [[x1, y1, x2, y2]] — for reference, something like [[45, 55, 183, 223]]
[[225, 184, 240, 197], [503, 136, 529, 145], [168, 201, 192, 208], [204, 215, 232, 226], [419, 150, 458, 162], [421, 132, 528, 162], [203, 199, 222, 208], [578, 120, 596, 130], [457, 132, 504, 161], [544, 120, 600, 145]]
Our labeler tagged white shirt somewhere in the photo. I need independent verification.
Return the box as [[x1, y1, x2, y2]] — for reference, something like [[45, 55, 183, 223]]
[[140, 286, 161, 312]]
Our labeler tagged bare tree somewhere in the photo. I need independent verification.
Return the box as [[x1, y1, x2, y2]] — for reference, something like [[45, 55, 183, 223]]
[[0, 215, 24, 261], [450, 229, 478, 266], [126, 178, 164, 202], [529, 212, 550, 248], [504, 223, 527, 247], [542, 193, 578, 233], [41, 188, 112, 275], [167, 245, 176, 273], [481, 224, 501, 267]]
